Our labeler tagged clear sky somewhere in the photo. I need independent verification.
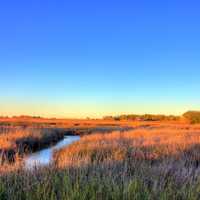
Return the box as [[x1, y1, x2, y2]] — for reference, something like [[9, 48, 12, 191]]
[[0, 0, 200, 118]]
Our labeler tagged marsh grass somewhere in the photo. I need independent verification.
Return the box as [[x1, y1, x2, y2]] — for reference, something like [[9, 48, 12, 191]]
[[1, 125, 200, 199]]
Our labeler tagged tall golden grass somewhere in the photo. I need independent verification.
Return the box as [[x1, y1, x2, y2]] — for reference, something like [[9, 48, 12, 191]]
[[2, 122, 200, 199], [0, 127, 42, 150], [54, 127, 200, 168], [0, 127, 66, 165]]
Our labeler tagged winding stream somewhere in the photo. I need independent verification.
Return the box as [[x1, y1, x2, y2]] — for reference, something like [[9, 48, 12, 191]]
[[25, 136, 80, 169], [24, 126, 132, 169]]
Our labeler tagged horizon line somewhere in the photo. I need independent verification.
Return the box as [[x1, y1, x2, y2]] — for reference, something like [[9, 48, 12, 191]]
[[0, 110, 197, 120]]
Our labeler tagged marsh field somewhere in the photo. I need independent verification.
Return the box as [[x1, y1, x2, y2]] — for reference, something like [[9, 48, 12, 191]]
[[1, 117, 200, 199]]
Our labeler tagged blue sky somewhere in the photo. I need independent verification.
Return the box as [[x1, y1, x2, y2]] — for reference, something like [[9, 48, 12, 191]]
[[0, 0, 200, 118]]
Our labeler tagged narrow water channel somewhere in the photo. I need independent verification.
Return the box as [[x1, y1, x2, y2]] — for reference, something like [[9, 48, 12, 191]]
[[25, 136, 80, 169]]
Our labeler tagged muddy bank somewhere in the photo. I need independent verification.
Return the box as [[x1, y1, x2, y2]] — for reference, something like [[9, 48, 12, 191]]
[[0, 128, 66, 164]]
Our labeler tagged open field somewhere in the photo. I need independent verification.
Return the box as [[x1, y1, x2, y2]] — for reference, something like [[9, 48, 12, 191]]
[[1, 120, 200, 199], [0, 117, 136, 127]]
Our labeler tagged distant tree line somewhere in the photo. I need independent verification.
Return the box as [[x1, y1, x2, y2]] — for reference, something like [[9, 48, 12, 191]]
[[104, 111, 200, 124], [103, 114, 180, 121]]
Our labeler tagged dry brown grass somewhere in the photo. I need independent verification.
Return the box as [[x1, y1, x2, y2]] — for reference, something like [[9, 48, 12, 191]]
[[2, 122, 200, 199], [54, 125, 200, 168]]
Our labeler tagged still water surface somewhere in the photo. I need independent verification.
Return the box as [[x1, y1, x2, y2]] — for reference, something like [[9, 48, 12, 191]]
[[25, 136, 80, 169]]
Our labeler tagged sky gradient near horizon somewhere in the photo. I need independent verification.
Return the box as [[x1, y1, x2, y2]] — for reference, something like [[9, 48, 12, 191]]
[[0, 0, 200, 118]]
